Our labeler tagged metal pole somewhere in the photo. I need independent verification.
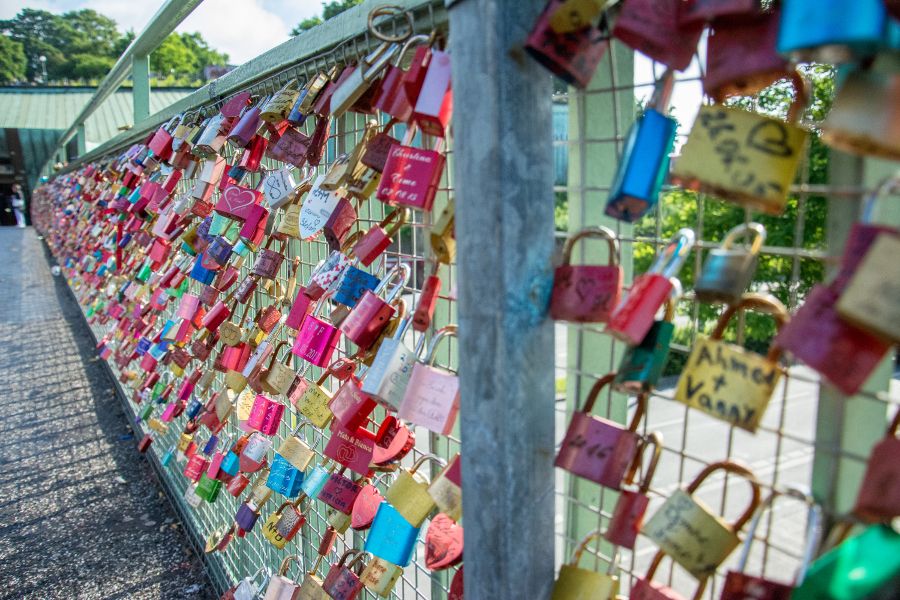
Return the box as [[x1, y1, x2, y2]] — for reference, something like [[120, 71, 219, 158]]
[[133, 55, 151, 123], [449, 1, 556, 597]]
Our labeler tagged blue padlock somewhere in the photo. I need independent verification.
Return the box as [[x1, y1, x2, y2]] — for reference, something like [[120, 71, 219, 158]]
[[205, 236, 233, 267], [135, 337, 152, 356], [189, 253, 217, 285], [300, 463, 332, 499], [606, 70, 676, 223], [186, 397, 204, 420], [364, 501, 420, 566], [333, 266, 379, 308], [127, 187, 142, 204], [220, 450, 241, 477], [117, 232, 132, 249], [777, 0, 887, 63], [202, 433, 220, 456], [266, 454, 306, 498], [160, 444, 176, 467], [96, 264, 108, 277]]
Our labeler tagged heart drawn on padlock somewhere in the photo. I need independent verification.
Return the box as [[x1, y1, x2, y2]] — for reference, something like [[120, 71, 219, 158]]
[[425, 514, 463, 571], [373, 416, 415, 465], [220, 185, 258, 217], [351, 483, 385, 530]]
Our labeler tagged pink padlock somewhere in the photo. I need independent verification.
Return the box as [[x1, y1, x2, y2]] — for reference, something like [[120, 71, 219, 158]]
[[227, 102, 265, 148], [201, 294, 234, 332], [247, 394, 285, 436], [178, 370, 202, 401], [285, 286, 316, 330], [376, 128, 445, 211], [329, 376, 377, 431], [606, 229, 693, 346], [184, 453, 209, 482], [318, 470, 365, 514], [160, 402, 180, 422], [292, 296, 341, 367], [612, 0, 704, 72], [340, 263, 410, 351], [176, 294, 201, 320], [216, 182, 262, 221], [412, 49, 452, 138], [239, 204, 269, 245], [324, 420, 376, 476]]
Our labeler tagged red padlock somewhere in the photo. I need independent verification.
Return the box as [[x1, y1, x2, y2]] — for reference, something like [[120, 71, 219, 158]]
[[413, 271, 442, 332], [306, 115, 332, 166], [679, 0, 759, 24], [329, 376, 377, 431], [550, 226, 622, 323], [340, 264, 410, 350], [604, 432, 661, 549], [324, 420, 376, 476], [318, 470, 365, 514], [323, 196, 358, 252], [352, 208, 408, 266], [412, 49, 452, 138], [323, 550, 367, 600], [613, 0, 704, 72], [252, 237, 288, 279], [376, 129, 445, 211], [200, 294, 234, 332], [238, 134, 268, 172], [853, 409, 900, 522]]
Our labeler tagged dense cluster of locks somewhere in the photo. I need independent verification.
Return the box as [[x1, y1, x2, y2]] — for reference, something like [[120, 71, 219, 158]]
[[30, 0, 900, 599]]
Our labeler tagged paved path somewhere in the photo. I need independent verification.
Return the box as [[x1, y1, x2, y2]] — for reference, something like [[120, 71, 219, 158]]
[[0, 228, 214, 600]]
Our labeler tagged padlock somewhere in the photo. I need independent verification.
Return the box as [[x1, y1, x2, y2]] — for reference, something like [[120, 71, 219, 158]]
[[642, 460, 761, 579], [376, 128, 445, 211], [671, 72, 809, 215], [300, 460, 336, 499], [332, 265, 380, 308], [184, 482, 203, 508], [196, 472, 223, 502], [704, 8, 790, 103], [607, 229, 694, 345], [695, 223, 766, 304], [555, 373, 648, 488], [427, 452, 462, 522], [296, 552, 331, 600], [263, 496, 309, 549], [323, 419, 376, 476], [352, 472, 396, 530], [147, 115, 180, 160], [323, 550, 367, 600], [264, 166, 300, 210], [341, 263, 410, 350], [216, 180, 263, 222], [605, 70, 676, 222], [266, 453, 306, 498], [821, 59, 900, 161], [260, 80, 300, 124], [352, 208, 408, 266], [630, 552, 706, 600], [240, 432, 272, 473], [678, 0, 759, 24], [305, 115, 331, 166], [412, 48, 452, 138], [524, 0, 609, 88], [423, 513, 463, 571], [201, 293, 236, 333], [612, 0, 703, 71], [430, 199, 455, 264], [384, 454, 447, 527], [219, 301, 253, 347], [228, 100, 266, 148], [246, 393, 284, 435], [721, 487, 823, 600], [551, 530, 619, 600], [613, 293, 677, 394], [253, 236, 288, 279], [836, 233, 900, 344], [777, 0, 887, 63], [264, 555, 303, 600], [224, 567, 271, 600], [292, 296, 342, 368], [360, 555, 404, 597], [290, 72, 329, 122], [329, 375, 377, 431], [675, 294, 788, 432], [603, 432, 661, 549], [184, 452, 209, 482], [853, 409, 900, 522], [137, 433, 153, 453], [276, 423, 319, 471], [399, 325, 459, 435], [263, 342, 299, 397], [374, 33, 432, 121], [318, 469, 365, 514], [294, 361, 343, 428], [550, 226, 623, 322], [269, 127, 312, 169], [365, 502, 420, 568]]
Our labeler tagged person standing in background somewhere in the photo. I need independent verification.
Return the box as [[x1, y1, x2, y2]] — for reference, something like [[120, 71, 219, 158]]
[[10, 184, 26, 228]]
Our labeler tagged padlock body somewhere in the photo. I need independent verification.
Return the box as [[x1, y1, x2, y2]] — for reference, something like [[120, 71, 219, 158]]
[[301, 465, 331, 499], [360, 339, 418, 411], [550, 265, 623, 323], [854, 434, 900, 521], [606, 273, 672, 346], [695, 249, 759, 304], [360, 557, 403, 598], [292, 315, 341, 367], [399, 363, 459, 435], [318, 472, 363, 514], [777, 0, 886, 62], [266, 454, 305, 498], [612, 0, 703, 71], [385, 471, 435, 527], [376, 145, 444, 211], [614, 320, 674, 393], [555, 412, 640, 489], [365, 503, 419, 566], [340, 291, 396, 350], [821, 69, 900, 161], [603, 489, 649, 549], [551, 566, 619, 600], [524, 0, 608, 88]]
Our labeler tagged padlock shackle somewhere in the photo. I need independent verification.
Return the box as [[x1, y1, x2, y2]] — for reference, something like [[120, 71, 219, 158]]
[[409, 453, 448, 477], [711, 292, 789, 362], [315, 357, 358, 386], [424, 324, 458, 366], [346, 550, 369, 573], [567, 530, 620, 575], [380, 207, 410, 236], [860, 173, 900, 223], [335, 547, 363, 568], [643, 551, 708, 600], [648, 228, 695, 278], [561, 226, 619, 267], [290, 492, 312, 511], [735, 486, 822, 585], [395, 33, 433, 67], [277, 554, 302, 577], [720, 222, 766, 255], [686, 460, 762, 533], [374, 262, 411, 302], [367, 4, 415, 43], [622, 431, 663, 494], [888, 407, 900, 437], [662, 281, 681, 322], [580, 373, 647, 432], [340, 230, 366, 255]]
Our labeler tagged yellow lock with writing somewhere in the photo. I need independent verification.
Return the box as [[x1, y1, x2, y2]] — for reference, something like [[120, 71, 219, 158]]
[[551, 529, 619, 600], [360, 555, 403, 598], [674, 293, 787, 432], [327, 507, 352, 533], [277, 423, 320, 471], [384, 454, 448, 527], [277, 201, 301, 240], [672, 71, 808, 215], [177, 432, 194, 453], [263, 499, 302, 550], [297, 553, 330, 600], [296, 365, 341, 428], [642, 461, 761, 579]]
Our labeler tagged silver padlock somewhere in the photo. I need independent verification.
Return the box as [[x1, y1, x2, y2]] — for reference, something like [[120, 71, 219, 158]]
[[232, 567, 272, 600], [695, 223, 766, 304]]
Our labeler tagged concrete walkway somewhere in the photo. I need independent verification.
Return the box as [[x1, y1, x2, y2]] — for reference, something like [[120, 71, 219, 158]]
[[0, 228, 214, 600]]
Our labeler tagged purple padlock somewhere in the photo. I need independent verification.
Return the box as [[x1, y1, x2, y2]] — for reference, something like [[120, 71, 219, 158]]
[[235, 501, 261, 531]]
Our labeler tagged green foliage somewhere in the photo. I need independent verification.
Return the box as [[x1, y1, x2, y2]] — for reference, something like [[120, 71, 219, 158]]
[[291, 0, 364, 35], [0, 36, 26, 83], [0, 8, 226, 85], [555, 191, 569, 231]]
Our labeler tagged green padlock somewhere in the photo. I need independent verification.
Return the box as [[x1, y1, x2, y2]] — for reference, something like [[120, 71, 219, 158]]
[[196, 472, 223, 502], [136, 261, 153, 283], [139, 402, 154, 421], [614, 293, 676, 393]]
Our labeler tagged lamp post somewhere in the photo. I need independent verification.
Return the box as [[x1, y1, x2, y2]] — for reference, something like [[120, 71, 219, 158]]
[[39, 55, 47, 84]]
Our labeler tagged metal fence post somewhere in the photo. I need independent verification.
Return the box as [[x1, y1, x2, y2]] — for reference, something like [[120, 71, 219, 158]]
[[448, 1, 556, 597], [133, 54, 151, 123]]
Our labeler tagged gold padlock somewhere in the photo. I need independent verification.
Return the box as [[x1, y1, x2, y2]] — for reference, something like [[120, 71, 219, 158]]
[[297, 71, 331, 115], [249, 467, 274, 507], [277, 423, 320, 471], [551, 530, 619, 600], [263, 341, 297, 396], [277, 201, 301, 240], [177, 432, 194, 453], [219, 302, 253, 347], [147, 417, 168, 434], [642, 460, 761, 579], [225, 369, 248, 393], [360, 555, 403, 597], [262, 501, 293, 550], [297, 553, 330, 600], [236, 388, 256, 422], [672, 71, 809, 215], [327, 508, 352, 533], [428, 453, 462, 522], [260, 79, 300, 123], [296, 364, 342, 428], [384, 454, 448, 527], [430, 199, 455, 264]]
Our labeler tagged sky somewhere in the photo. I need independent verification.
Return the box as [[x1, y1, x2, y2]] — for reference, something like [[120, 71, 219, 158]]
[[0, 0, 322, 64]]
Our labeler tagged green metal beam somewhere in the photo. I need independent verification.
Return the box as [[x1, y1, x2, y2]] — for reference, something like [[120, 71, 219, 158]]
[[133, 55, 151, 123]]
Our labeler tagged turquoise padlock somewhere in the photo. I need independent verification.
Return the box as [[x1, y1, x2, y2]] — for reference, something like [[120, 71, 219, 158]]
[[266, 454, 306, 498], [300, 462, 333, 499], [364, 501, 420, 567], [777, 0, 888, 63], [160, 445, 176, 467], [614, 295, 676, 393], [333, 266, 379, 308]]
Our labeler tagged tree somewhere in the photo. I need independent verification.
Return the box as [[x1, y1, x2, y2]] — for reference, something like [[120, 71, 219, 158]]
[[291, 0, 364, 35], [0, 9, 71, 81], [0, 36, 26, 83]]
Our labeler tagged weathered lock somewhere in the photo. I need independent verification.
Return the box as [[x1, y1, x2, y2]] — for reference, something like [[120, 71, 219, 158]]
[[323, 549, 367, 600], [196, 472, 223, 502], [260, 80, 300, 124], [675, 293, 788, 432], [612, 0, 703, 72], [721, 487, 823, 600], [264, 555, 303, 600], [324, 419, 376, 475], [671, 72, 809, 215], [603, 432, 661, 550], [853, 410, 900, 522], [292, 297, 342, 367], [399, 325, 459, 435], [525, 0, 609, 88], [376, 132, 445, 212], [318, 469, 365, 514], [613, 294, 677, 394], [147, 115, 180, 160], [360, 555, 404, 597], [219, 301, 253, 347], [352, 208, 408, 266], [777, 0, 887, 63], [263, 342, 299, 397], [551, 529, 619, 600], [427, 452, 462, 522], [263, 496, 309, 549], [695, 222, 766, 304], [642, 461, 761, 579], [607, 229, 694, 345], [269, 127, 312, 169], [837, 233, 900, 344], [605, 70, 676, 223], [332, 265, 379, 308], [253, 236, 288, 279], [235, 274, 260, 304], [384, 454, 447, 527], [555, 373, 648, 488], [550, 226, 623, 322], [267, 453, 306, 498], [277, 423, 319, 471], [294, 360, 349, 427], [430, 199, 455, 264], [341, 263, 410, 350], [704, 8, 789, 103], [296, 553, 331, 600]]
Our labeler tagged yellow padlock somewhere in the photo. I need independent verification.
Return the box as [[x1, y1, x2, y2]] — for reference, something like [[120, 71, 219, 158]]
[[297, 553, 330, 600], [672, 71, 809, 215], [360, 555, 403, 597], [430, 198, 455, 264], [296, 367, 338, 428], [674, 294, 788, 432], [327, 508, 352, 533], [551, 530, 619, 600], [384, 454, 448, 527], [276, 201, 301, 240], [277, 423, 320, 471], [225, 368, 248, 393], [427, 453, 462, 522], [642, 460, 761, 579], [147, 417, 168, 434]]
